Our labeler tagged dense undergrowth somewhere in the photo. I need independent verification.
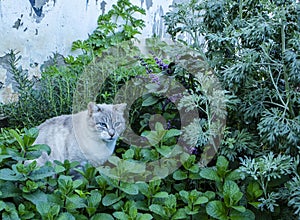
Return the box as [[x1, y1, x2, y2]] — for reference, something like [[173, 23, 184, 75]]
[[0, 0, 299, 219]]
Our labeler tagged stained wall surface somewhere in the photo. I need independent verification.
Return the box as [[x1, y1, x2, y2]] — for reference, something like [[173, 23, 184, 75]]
[[0, 0, 186, 103]]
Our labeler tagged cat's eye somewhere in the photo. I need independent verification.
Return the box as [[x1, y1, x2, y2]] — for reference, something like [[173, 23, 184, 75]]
[[97, 122, 107, 128], [114, 122, 121, 127]]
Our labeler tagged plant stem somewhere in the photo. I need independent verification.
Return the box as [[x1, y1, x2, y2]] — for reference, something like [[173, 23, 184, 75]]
[[281, 16, 295, 118]]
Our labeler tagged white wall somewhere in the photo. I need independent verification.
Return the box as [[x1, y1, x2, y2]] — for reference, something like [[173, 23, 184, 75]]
[[0, 0, 184, 103]]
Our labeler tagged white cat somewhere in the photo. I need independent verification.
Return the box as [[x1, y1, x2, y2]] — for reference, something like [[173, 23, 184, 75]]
[[34, 102, 126, 167]]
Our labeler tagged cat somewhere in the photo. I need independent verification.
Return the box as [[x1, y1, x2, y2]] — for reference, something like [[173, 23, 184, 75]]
[[34, 102, 126, 167]]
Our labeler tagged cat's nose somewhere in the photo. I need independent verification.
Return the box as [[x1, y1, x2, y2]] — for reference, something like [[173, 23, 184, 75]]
[[108, 129, 115, 137]]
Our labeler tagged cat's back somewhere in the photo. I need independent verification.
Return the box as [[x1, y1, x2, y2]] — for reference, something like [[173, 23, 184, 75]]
[[36, 114, 74, 144]]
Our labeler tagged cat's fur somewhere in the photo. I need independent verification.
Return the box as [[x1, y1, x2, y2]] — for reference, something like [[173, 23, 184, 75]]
[[34, 102, 126, 167]]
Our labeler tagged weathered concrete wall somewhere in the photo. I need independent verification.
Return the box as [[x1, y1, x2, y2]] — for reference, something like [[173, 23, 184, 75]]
[[0, 0, 186, 103]]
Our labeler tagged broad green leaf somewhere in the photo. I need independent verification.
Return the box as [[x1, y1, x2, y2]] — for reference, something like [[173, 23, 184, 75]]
[[88, 190, 102, 207], [142, 95, 159, 106], [108, 156, 121, 166], [230, 209, 255, 220], [153, 191, 169, 198], [28, 144, 51, 156], [0, 181, 20, 198], [23, 190, 49, 205], [223, 180, 243, 207], [9, 129, 24, 149], [122, 149, 135, 159], [66, 195, 86, 210], [119, 182, 139, 195], [231, 206, 246, 213], [122, 160, 146, 174], [200, 167, 221, 182], [206, 201, 227, 220], [91, 213, 114, 220], [164, 129, 182, 139], [216, 156, 229, 176], [204, 191, 216, 200], [173, 170, 188, 180], [225, 170, 241, 181], [149, 204, 166, 217], [58, 212, 75, 220], [172, 208, 187, 219], [0, 201, 6, 212], [29, 166, 55, 180], [247, 181, 263, 200], [113, 212, 129, 220], [36, 202, 60, 217], [0, 168, 26, 181], [23, 127, 38, 147], [0, 155, 11, 163], [137, 213, 153, 220], [102, 193, 122, 206], [195, 196, 209, 205]]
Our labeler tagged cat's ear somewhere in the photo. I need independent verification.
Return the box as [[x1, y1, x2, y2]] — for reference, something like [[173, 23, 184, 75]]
[[113, 103, 127, 113], [88, 102, 102, 116]]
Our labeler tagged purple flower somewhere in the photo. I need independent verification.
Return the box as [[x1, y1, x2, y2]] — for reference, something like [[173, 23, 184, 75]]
[[148, 73, 160, 85], [168, 93, 183, 103], [184, 146, 199, 155]]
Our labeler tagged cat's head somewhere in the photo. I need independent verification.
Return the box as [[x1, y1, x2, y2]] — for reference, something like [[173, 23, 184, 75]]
[[87, 102, 126, 142]]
